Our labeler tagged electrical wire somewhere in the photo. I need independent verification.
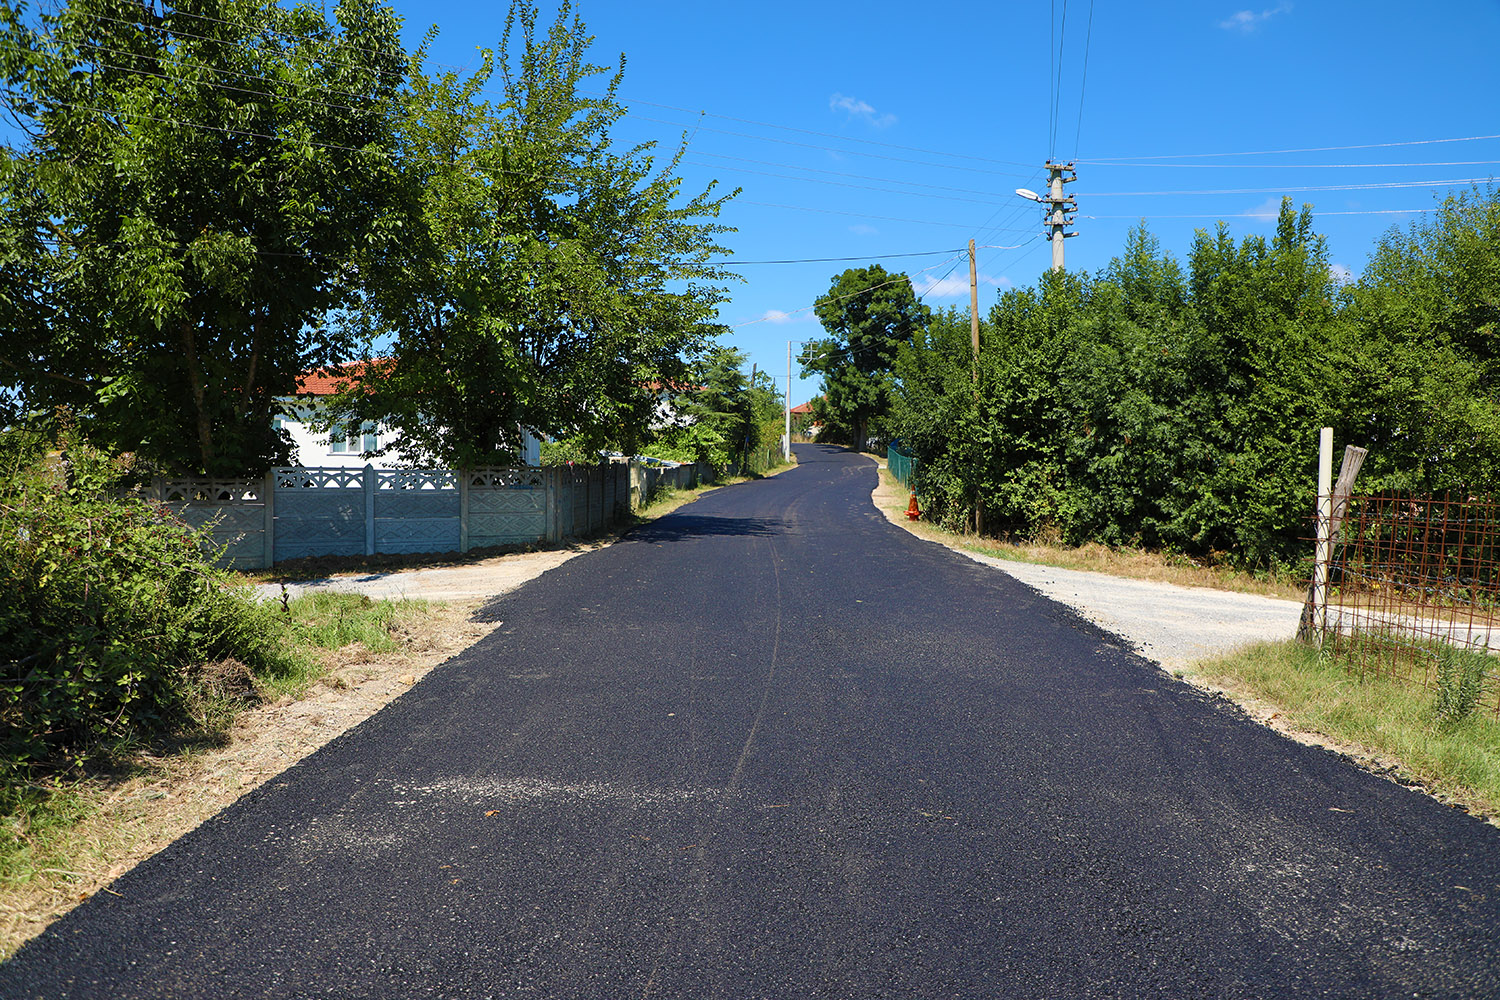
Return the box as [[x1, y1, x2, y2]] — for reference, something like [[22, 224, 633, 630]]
[[630, 113, 1035, 179], [1081, 208, 1437, 220], [1071, 0, 1094, 162], [732, 251, 970, 330], [713, 249, 968, 266], [1090, 158, 1500, 169], [1051, 0, 1069, 160], [1082, 178, 1493, 197], [588, 92, 1036, 169], [682, 159, 1018, 208], [738, 201, 1030, 233], [1086, 133, 1500, 161], [684, 149, 1037, 199]]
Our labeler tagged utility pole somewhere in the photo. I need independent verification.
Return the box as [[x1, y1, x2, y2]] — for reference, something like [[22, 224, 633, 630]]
[[743, 363, 757, 473], [1045, 160, 1078, 272], [968, 238, 980, 369], [784, 341, 792, 461]]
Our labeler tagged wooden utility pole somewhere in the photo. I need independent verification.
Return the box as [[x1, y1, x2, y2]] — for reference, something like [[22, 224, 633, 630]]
[[968, 238, 980, 369], [969, 238, 983, 535]]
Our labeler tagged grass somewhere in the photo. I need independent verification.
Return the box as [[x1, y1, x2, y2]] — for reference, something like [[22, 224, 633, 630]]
[[874, 463, 1500, 822], [1183, 640, 1500, 821], [875, 468, 1305, 601], [0, 590, 436, 959]]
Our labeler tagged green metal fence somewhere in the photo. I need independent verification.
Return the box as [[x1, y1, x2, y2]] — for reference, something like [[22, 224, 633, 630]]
[[887, 443, 917, 492]]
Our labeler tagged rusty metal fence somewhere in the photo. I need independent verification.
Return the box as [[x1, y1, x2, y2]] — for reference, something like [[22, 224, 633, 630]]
[[1317, 492, 1500, 717]]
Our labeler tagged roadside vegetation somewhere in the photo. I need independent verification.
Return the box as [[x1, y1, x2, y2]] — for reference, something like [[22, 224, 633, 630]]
[[0, 431, 445, 955], [877, 468, 1499, 822], [0, 0, 742, 477], [1181, 641, 1500, 821], [0, 435, 786, 959], [876, 469, 1305, 601], [810, 190, 1500, 576]]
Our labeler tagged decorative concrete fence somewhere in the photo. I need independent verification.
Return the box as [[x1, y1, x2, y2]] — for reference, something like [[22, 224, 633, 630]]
[[144, 462, 675, 570]]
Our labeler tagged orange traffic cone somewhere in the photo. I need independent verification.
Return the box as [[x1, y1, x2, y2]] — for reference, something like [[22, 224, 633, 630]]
[[906, 493, 921, 521]]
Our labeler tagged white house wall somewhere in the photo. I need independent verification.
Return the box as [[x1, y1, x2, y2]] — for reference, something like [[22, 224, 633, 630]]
[[276, 401, 541, 468]]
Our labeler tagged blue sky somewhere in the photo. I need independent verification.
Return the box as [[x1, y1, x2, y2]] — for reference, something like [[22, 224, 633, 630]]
[[391, 1, 1500, 406], [37, 0, 1498, 410]]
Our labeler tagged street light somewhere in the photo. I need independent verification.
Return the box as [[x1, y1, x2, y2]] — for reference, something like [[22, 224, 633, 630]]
[[1015, 187, 1043, 203]]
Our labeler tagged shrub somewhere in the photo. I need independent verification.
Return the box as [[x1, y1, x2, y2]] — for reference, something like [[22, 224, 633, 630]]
[[0, 441, 286, 777]]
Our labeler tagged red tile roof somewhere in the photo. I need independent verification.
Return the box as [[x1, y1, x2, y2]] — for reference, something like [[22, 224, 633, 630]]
[[295, 360, 388, 396]]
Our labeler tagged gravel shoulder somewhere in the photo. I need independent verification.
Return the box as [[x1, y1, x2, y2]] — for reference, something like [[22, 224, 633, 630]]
[[870, 475, 1303, 668], [958, 552, 1304, 669]]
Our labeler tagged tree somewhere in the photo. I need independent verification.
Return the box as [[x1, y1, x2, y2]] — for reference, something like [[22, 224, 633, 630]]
[[324, 1, 737, 469], [802, 265, 930, 448], [0, 0, 409, 475]]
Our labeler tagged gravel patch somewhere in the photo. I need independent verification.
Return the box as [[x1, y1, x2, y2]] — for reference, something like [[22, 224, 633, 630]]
[[959, 552, 1306, 668], [251, 545, 598, 603]]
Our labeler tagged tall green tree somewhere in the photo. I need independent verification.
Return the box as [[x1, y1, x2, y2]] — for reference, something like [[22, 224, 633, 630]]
[[326, 1, 737, 468], [803, 265, 930, 447], [0, 0, 408, 474]]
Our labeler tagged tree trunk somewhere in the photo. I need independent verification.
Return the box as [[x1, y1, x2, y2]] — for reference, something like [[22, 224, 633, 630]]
[[179, 321, 214, 471]]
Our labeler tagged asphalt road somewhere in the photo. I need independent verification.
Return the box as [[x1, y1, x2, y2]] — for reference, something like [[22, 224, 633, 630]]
[[5, 445, 1498, 998]]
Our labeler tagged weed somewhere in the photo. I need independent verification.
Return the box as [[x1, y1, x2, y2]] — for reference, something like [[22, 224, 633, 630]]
[[1188, 640, 1500, 819], [1435, 646, 1491, 727]]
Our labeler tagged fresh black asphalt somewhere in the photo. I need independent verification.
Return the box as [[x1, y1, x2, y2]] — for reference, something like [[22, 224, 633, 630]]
[[4, 444, 1499, 998]]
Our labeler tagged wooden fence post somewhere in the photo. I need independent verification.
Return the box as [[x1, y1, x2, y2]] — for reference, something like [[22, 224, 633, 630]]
[[1298, 434, 1368, 641]]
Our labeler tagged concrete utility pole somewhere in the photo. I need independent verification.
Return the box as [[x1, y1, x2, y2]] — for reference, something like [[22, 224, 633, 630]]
[[1045, 160, 1077, 272]]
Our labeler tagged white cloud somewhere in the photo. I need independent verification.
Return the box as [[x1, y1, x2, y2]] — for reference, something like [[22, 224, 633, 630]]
[[758, 309, 808, 325], [1220, 3, 1291, 31], [913, 273, 1011, 299], [1329, 263, 1354, 285], [848, 224, 879, 236], [829, 92, 897, 128], [1246, 196, 1284, 221]]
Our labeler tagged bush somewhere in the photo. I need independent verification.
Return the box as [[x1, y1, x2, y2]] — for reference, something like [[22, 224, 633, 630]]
[[0, 441, 286, 777]]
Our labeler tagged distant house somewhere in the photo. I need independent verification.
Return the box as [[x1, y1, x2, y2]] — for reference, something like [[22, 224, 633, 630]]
[[276, 362, 542, 468], [789, 399, 822, 440]]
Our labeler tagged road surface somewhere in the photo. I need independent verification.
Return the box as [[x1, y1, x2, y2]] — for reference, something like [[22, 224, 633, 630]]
[[4, 444, 1497, 998]]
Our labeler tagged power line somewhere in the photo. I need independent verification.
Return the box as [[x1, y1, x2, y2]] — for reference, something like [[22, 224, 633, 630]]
[[684, 150, 1035, 200], [713, 249, 968, 266], [732, 252, 970, 330], [631, 113, 1034, 179], [1090, 159, 1500, 170], [1071, 0, 1095, 162], [1050, 0, 1069, 160], [738, 201, 1031, 232], [682, 158, 1018, 208], [1082, 178, 1494, 197], [587, 92, 1035, 169], [1082, 208, 1437, 220], [1085, 133, 1500, 161]]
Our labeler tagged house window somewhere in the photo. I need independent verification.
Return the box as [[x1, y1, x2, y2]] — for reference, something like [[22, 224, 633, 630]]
[[330, 422, 378, 454]]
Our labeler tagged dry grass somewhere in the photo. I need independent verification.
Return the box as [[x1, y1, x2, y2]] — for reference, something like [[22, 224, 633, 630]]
[[870, 462, 1499, 826], [0, 465, 800, 960], [0, 598, 501, 961], [1180, 641, 1500, 825], [873, 468, 1304, 602]]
